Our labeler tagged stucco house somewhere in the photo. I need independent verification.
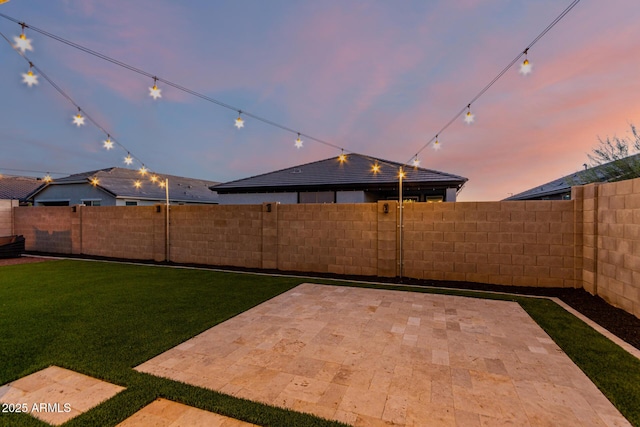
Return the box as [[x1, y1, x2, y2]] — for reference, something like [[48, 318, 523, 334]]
[[30, 167, 219, 206], [212, 154, 467, 204]]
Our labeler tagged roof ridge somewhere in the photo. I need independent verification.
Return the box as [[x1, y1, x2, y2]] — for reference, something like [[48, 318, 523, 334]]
[[214, 153, 467, 189], [213, 153, 467, 191]]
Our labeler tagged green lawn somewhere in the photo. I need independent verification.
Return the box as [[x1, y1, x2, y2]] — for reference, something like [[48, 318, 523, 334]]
[[0, 260, 638, 426]]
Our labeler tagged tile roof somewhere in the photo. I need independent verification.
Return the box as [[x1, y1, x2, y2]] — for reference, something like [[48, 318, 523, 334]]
[[0, 176, 46, 201], [505, 154, 640, 200], [40, 167, 219, 203], [212, 154, 468, 192]]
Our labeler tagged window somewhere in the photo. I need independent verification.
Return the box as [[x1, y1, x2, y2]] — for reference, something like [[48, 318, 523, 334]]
[[82, 200, 101, 206], [125, 201, 138, 206], [425, 196, 443, 203], [39, 201, 69, 206], [299, 191, 335, 204]]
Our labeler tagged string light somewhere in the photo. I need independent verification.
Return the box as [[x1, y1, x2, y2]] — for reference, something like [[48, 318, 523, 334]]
[[295, 133, 303, 149], [13, 23, 32, 52], [371, 162, 381, 174], [519, 48, 533, 75], [464, 104, 475, 124], [150, 174, 158, 183], [133, 180, 142, 188], [0, 28, 159, 192], [158, 180, 166, 189], [103, 136, 114, 150], [338, 150, 347, 163], [43, 173, 52, 183], [235, 111, 244, 129], [0, 2, 581, 182], [90, 176, 99, 186], [149, 76, 161, 100], [139, 166, 148, 175], [407, 1, 581, 165], [398, 168, 406, 179], [72, 109, 85, 127], [433, 135, 441, 151], [21, 62, 38, 87], [0, 15, 345, 155], [412, 156, 420, 167]]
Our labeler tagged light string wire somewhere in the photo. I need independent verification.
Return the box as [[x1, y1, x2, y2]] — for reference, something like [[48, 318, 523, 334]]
[[0, 12, 346, 154], [0, 29, 158, 181], [407, 0, 581, 164], [0, 0, 580, 178], [0, 167, 69, 177], [0, 20, 405, 177]]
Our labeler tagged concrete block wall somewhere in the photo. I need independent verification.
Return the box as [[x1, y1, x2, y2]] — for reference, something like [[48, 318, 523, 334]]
[[80, 206, 161, 261], [572, 184, 598, 294], [378, 201, 399, 277], [276, 203, 380, 276], [590, 178, 640, 318], [13, 207, 74, 254], [0, 200, 18, 236], [170, 205, 263, 268], [10, 185, 640, 319], [402, 200, 576, 287]]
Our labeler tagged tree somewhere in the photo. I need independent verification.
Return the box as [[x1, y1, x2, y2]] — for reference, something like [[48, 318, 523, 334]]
[[583, 123, 640, 183]]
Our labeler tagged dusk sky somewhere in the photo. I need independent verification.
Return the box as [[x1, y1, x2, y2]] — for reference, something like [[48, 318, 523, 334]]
[[1, 0, 639, 201]]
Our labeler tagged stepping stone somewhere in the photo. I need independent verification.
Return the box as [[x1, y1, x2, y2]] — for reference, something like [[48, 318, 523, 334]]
[[116, 398, 257, 426], [0, 365, 124, 425]]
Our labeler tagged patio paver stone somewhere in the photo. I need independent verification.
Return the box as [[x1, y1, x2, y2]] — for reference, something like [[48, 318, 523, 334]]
[[0, 365, 124, 425], [116, 398, 257, 427], [136, 283, 631, 426]]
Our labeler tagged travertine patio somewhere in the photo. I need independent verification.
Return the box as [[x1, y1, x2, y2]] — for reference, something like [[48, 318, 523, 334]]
[[0, 366, 124, 425], [136, 283, 630, 426], [116, 398, 257, 427]]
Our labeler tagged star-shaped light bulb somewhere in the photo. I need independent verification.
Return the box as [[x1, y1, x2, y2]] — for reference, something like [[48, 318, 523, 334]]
[[73, 113, 86, 127], [159, 181, 166, 189], [124, 154, 133, 165], [464, 110, 475, 125], [149, 83, 162, 100], [134, 180, 142, 189], [235, 115, 244, 129], [433, 139, 441, 151], [43, 174, 52, 183], [22, 69, 38, 87], [371, 163, 381, 174], [90, 177, 99, 186], [295, 135, 303, 149], [398, 169, 406, 179], [338, 152, 347, 163], [103, 137, 114, 150], [519, 58, 533, 75], [139, 166, 148, 175], [150, 175, 158, 183], [14, 33, 33, 53], [412, 157, 421, 167]]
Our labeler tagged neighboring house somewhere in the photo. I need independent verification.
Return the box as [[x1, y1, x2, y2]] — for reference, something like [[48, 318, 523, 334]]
[[30, 167, 219, 206], [212, 154, 467, 204], [0, 175, 46, 205], [505, 154, 640, 201]]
